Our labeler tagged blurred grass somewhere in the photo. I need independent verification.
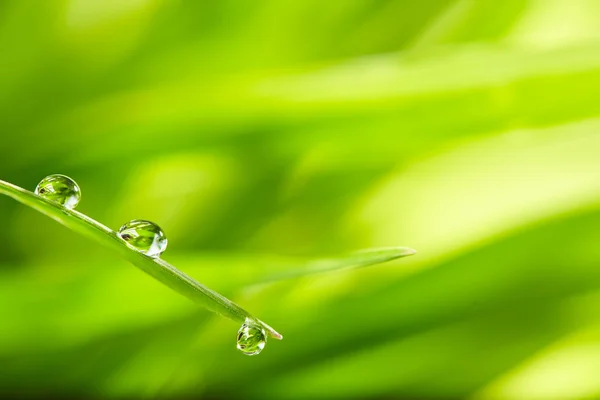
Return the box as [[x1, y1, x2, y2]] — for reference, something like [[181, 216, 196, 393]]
[[1, 0, 600, 399]]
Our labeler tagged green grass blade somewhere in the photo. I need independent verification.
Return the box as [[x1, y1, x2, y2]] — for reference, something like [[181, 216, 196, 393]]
[[261, 247, 416, 283], [0, 179, 283, 340]]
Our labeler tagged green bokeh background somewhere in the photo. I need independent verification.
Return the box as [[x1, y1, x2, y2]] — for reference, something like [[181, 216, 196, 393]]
[[2, 1, 600, 398]]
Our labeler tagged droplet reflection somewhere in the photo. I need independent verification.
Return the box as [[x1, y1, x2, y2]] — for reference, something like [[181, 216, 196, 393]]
[[35, 174, 81, 209], [117, 219, 168, 257], [237, 320, 267, 356]]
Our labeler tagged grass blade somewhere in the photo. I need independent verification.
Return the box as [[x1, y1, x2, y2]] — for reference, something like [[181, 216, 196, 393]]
[[261, 247, 416, 283], [0, 179, 283, 340]]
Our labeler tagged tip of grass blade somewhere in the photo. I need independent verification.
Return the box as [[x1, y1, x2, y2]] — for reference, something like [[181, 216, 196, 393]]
[[355, 246, 417, 260], [259, 245, 417, 285], [271, 331, 284, 340], [344, 246, 416, 270], [393, 246, 417, 257], [257, 319, 283, 340]]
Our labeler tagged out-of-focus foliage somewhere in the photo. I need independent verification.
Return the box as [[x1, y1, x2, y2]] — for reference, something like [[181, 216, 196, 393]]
[[1, 0, 600, 398]]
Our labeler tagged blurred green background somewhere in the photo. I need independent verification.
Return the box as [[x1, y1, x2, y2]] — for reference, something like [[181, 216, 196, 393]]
[[2, 0, 600, 398]]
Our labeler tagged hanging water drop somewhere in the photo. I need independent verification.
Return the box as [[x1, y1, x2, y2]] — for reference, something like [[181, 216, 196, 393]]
[[117, 219, 168, 257], [35, 174, 81, 209], [237, 319, 267, 356]]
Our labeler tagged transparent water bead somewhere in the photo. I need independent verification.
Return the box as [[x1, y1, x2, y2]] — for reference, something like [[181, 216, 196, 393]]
[[237, 320, 267, 356], [117, 219, 168, 257], [35, 174, 81, 209]]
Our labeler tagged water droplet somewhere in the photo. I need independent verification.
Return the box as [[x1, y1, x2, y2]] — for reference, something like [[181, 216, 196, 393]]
[[35, 174, 81, 209], [117, 219, 168, 257], [237, 320, 267, 356]]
